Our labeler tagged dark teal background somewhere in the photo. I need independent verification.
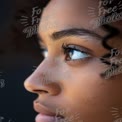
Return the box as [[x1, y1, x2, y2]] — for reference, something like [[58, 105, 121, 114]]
[[0, 0, 49, 122]]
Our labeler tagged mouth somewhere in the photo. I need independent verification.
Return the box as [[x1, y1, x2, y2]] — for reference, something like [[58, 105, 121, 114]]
[[34, 100, 64, 122]]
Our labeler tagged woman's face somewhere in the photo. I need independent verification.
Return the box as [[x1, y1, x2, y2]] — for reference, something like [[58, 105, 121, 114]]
[[24, 0, 122, 122]]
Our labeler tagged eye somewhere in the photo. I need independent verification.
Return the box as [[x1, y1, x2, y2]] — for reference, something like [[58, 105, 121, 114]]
[[67, 49, 89, 60], [62, 44, 91, 61], [42, 49, 48, 58], [39, 42, 48, 58]]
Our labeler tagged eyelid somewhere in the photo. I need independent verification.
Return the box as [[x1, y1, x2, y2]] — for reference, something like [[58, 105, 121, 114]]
[[62, 43, 93, 56]]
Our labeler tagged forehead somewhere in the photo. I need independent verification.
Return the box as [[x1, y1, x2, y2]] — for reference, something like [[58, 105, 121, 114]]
[[38, 0, 100, 34], [38, 0, 122, 50]]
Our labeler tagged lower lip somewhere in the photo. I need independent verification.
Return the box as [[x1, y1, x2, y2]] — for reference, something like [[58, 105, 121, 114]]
[[35, 114, 63, 122]]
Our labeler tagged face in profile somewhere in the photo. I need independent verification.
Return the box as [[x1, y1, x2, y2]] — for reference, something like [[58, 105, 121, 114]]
[[24, 0, 122, 122]]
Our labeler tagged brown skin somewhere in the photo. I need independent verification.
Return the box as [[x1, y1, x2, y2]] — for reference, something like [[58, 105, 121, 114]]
[[24, 0, 122, 122]]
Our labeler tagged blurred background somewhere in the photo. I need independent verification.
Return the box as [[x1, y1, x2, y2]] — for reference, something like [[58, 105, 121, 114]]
[[0, 0, 49, 122]]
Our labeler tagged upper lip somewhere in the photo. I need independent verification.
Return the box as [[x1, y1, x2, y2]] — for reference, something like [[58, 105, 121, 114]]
[[33, 99, 64, 118]]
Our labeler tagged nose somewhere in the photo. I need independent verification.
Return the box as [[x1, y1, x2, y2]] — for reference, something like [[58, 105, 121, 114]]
[[24, 59, 61, 96]]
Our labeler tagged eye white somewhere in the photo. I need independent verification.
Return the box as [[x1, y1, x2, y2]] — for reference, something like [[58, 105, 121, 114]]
[[70, 50, 89, 60], [42, 50, 48, 58]]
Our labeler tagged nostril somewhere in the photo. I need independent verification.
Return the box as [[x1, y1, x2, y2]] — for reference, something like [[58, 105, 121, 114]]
[[33, 90, 48, 94]]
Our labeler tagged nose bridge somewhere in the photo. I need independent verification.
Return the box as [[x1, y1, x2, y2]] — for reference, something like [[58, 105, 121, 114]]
[[24, 57, 61, 95], [37, 58, 50, 74], [34, 58, 55, 84], [36, 57, 57, 74], [35, 57, 61, 84]]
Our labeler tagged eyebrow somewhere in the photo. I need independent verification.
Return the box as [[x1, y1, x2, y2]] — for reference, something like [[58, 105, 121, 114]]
[[51, 28, 103, 41]]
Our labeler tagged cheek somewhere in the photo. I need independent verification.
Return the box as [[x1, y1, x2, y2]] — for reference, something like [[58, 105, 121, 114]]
[[54, 58, 121, 121], [63, 65, 104, 105], [60, 60, 115, 113], [58, 63, 114, 121]]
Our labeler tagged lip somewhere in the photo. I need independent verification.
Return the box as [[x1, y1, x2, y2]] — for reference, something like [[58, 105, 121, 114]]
[[34, 100, 56, 116], [35, 113, 56, 122], [34, 100, 64, 122]]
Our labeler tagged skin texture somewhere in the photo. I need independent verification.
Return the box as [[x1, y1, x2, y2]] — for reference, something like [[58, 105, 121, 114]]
[[24, 0, 122, 122]]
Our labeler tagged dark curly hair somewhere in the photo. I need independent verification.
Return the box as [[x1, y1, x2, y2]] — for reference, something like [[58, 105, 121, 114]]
[[99, 0, 122, 78]]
